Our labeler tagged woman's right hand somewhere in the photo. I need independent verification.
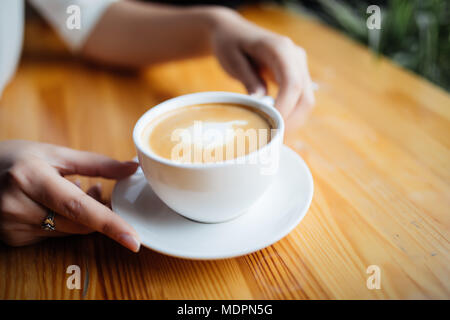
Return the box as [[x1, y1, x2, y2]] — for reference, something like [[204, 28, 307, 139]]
[[0, 140, 140, 252], [208, 7, 315, 120]]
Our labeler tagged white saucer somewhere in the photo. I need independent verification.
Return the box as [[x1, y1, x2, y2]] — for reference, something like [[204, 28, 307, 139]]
[[111, 146, 313, 260]]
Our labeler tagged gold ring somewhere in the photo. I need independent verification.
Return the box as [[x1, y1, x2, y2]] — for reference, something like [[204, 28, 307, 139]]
[[41, 209, 56, 231]]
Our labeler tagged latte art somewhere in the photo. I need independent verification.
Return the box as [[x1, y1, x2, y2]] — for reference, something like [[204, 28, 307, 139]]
[[179, 120, 248, 149], [143, 103, 273, 163]]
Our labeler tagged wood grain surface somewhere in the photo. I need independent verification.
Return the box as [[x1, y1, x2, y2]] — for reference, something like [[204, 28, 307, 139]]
[[0, 5, 449, 299]]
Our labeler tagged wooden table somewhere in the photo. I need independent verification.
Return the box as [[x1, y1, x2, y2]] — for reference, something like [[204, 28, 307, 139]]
[[0, 5, 449, 300]]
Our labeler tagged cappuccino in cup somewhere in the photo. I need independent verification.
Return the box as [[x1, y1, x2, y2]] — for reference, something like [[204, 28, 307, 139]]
[[133, 92, 285, 223], [142, 103, 274, 163]]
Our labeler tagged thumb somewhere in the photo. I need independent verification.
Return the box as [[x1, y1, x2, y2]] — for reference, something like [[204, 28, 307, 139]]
[[51, 146, 138, 179]]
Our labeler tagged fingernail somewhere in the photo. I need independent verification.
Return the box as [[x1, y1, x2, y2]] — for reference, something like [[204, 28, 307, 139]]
[[118, 233, 140, 253]]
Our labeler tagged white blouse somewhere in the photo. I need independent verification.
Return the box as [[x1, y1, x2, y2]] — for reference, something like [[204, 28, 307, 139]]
[[0, 0, 117, 97]]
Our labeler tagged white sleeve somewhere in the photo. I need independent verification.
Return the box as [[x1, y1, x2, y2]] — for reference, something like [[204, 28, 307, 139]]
[[0, 0, 24, 98], [28, 0, 117, 52]]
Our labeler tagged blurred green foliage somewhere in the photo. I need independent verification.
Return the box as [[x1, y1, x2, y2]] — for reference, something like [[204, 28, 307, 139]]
[[288, 0, 450, 91]]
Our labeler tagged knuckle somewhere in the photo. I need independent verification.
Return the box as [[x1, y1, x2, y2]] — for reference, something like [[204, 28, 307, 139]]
[[256, 36, 293, 52], [252, 37, 275, 51], [101, 221, 113, 235], [62, 194, 86, 221], [7, 162, 28, 186], [278, 36, 294, 47], [6, 158, 39, 188], [251, 38, 267, 50]]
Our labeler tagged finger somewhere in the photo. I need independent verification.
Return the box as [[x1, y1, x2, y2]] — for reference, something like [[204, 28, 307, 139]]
[[251, 43, 303, 117], [220, 48, 266, 96], [295, 49, 315, 112], [47, 214, 93, 235], [1, 221, 69, 242], [15, 161, 140, 252], [275, 75, 303, 118], [290, 74, 315, 126], [14, 223, 70, 237], [272, 51, 304, 118], [46, 146, 138, 179], [299, 75, 315, 110], [1, 187, 93, 234]]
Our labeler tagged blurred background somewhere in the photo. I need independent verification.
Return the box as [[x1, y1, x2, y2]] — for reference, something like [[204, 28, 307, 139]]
[[24, 0, 449, 91]]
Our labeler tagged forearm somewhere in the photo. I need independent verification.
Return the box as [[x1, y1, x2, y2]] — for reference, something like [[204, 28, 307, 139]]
[[81, 1, 236, 67]]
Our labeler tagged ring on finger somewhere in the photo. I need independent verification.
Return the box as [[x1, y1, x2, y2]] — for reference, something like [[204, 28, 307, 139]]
[[41, 209, 56, 231]]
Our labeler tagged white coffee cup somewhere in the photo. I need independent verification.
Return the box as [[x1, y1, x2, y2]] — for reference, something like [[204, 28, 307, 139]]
[[133, 91, 285, 223]]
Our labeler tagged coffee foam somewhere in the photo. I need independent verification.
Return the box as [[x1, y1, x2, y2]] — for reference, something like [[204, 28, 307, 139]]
[[144, 103, 273, 163], [179, 120, 248, 149]]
